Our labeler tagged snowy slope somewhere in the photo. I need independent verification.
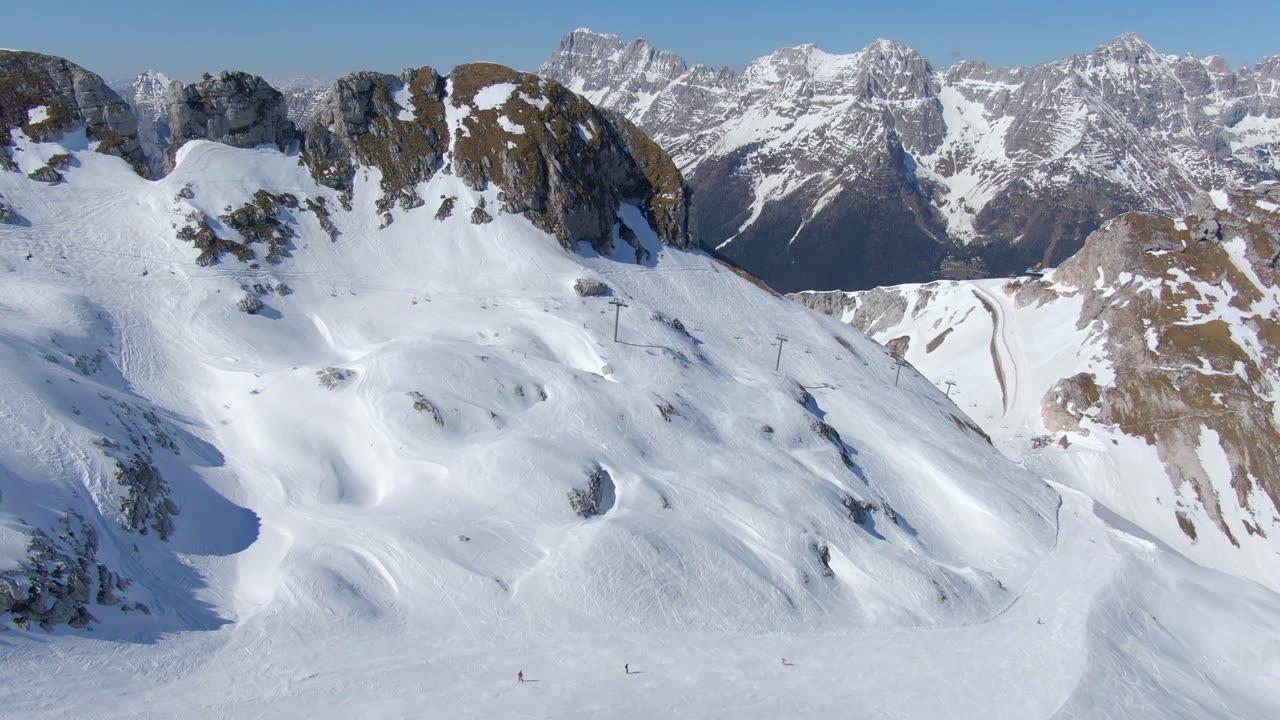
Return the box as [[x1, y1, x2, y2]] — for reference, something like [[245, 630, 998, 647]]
[[0, 83, 1279, 718]]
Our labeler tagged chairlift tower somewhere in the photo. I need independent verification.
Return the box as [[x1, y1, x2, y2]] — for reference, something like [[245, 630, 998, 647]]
[[893, 356, 907, 386], [609, 299, 629, 342]]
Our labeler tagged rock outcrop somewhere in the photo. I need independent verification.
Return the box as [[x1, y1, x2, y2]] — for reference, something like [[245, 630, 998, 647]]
[[0, 50, 149, 176], [1045, 188, 1280, 545], [0, 513, 133, 631], [166, 71, 297, 170], [567, 463, 614, 518], [573, 277, 611, 297], [1041, 373, 1102, 433], [0, 194, 23, 224], [115, 454, 179, 541], [26, 165, 62, 184], [302, 67, 448, 210], [302, 62, 697, 251]]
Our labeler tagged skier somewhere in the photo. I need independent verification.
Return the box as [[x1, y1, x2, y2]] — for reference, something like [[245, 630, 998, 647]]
[[517, 671, 524, 683], [624, 664, 630, 675]]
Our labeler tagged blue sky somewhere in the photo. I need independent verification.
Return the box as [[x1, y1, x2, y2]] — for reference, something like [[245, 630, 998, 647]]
[[3, 0, 1277, 81]]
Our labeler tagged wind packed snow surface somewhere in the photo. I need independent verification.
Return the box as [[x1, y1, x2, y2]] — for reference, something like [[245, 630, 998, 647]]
[[0, 135, 1277, 719]]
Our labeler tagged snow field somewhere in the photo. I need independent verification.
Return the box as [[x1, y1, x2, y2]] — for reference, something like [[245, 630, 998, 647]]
[[0, 131, 1277, 718]]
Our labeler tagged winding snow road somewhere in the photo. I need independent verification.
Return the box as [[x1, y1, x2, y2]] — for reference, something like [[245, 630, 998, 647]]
[[971, 285, 1018, 416]]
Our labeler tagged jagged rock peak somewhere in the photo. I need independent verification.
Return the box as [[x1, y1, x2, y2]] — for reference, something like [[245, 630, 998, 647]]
[[0, 50, 149, 177], [859, 38, 934, 67], [117, 70, 175, 177], [552, 28, 689, 78], [302, 62, 696, 251], [166, 71, 296, 171], [747, 39, 938, 100], [539, 29, 699, 119]]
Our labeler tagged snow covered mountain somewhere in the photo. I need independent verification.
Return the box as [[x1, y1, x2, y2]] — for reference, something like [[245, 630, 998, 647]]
[[119, 69, 171, 125], [794, 185, 1280, 592], [269, 76, 333, 127], [2, 48, 1280, 719], [541, 29, 1280, 293], [116, 69, 173, 177]]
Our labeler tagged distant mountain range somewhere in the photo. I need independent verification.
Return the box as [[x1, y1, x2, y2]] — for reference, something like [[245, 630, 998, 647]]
[[541, 29, 1280, 292]]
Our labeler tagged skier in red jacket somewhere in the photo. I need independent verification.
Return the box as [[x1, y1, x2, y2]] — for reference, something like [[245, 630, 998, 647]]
[[518, 671, 524, 683]]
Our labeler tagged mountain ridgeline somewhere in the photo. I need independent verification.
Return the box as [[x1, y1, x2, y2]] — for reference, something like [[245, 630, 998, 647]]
[[541, 29, 1280, 292], [0, 50, 695, 254]]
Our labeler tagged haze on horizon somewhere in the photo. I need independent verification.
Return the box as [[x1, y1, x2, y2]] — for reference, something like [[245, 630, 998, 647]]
[[1, 0, 1277, 83]]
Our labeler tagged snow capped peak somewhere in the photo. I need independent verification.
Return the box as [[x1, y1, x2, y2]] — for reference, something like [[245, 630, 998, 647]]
[[1199, 54, 1232, 73], [539, 29, 694, 121], [122, 69, 175, 122], [1256, 54, 1280, 76], [134, 68, 173, 84], [862, 37, 929, 62], [1092, 31, 1160, 61]]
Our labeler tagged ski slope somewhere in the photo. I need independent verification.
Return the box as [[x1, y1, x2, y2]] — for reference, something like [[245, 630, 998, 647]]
[[1, 130, 1279, 718]]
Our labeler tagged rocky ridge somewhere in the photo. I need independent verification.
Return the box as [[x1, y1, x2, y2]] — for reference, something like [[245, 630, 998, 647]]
[[541, 30, 1280, 292], [7, 55, 696, 255], [0, 50, 149, 176], [793, 184, 1280, 588], [1042, 186, 1280, 546], [116, 71, 331, 171], [302, 62, 696, 250]]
